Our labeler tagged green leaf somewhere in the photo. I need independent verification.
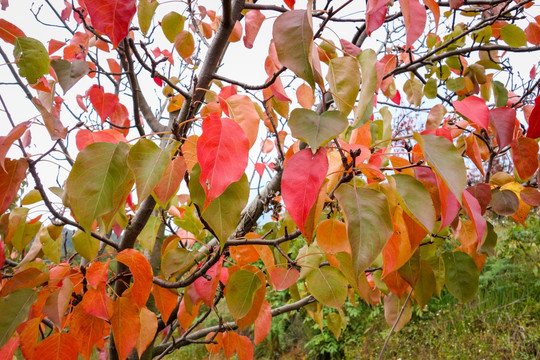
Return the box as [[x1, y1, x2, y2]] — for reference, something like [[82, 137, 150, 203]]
[[413, 133, 467, 203], [423, 77, 438, 99], [72, 230, 99, 262], [13, 37, 49, 84], [326, 312, 344, 339], [420, 244, 445, 297], [172, 203, 206, 241], [334, 185, 393, 279], [50, 59, 90, 94], [161, 11, 185, 42], [353, 49, 377, 127], [306, 266, 347, 309], [273, 10, 315, 88], [0, 288, 37, 348], [189, 164, 249, 247], [446, 77, 466, 92], [480, 220, 497, 257], [39, 227, 62, 264], [138, 215, 161, 252], [127, 139, 175, 203], [161, 248, 198, 278], [226, 269, 263, 320], [20, 189, 42, 205], [66, 142, 133, 232], [138, 0, 159, 36], [442, 251, 479, 303], [500, 24, 527, 47], [391, 174, 436, 232], [288, 109, 348, 152], [492, 81, 508, 107], [413, 261, 436, 307], [8, 207, 41, 252], [327, 56, 360, 115], [403, 78, 423, 106]]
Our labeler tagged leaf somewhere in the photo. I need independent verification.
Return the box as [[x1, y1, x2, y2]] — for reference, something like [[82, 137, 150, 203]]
[[110, 296, 141, 360], [75, 129, 127, 151], [254, 300, 272, 345], [190, 164, 249, 246], [490, 189, 519, 216], [81, 284, 110, 320], [32, 97, 68, 140], [423, 0, 440, 32], [135, 307, 157, 356], [86, 85, 120, 123], [288, 109, 348, 151], [237, 335, 254, 360], [453, 95, 489, 129], [0, 337, 18, 360], [281, 148, 328, 233], [335, 185, 393, 278], [177, 297, 201, 330], [0, 288, 36, 348], [0, 158, 28, 215], [197, 114, 249, 208], [511, 137, 539, 179], [69, 305, 110, 360], [403, 78, 424, 106], [0, 19, 25, 44], [116, 249, 153, 308], [72, 230, 99, 261], [268, 267, 299, 291], [226, 94, 260, 148], [414, 133, 467, 203], [66, 142, 133, 232], [161, 248, 198, 278], [327, 56, 361, 115], [13, 37, 49, 84], [151, 284, 178, 323], [0, 121, 30, 171], [353, 49, 377, 127], [226, 269, 263, 320], [174, 30, 194, 60], [391, 174, 436, 232], [366, 0, 389, 35], [489, 107, 516, 150], [128, 138, 174, 203], [152, 156, 186, 207], [85, 0, 137, 48], [33, 332, 79, 360], [273, 10, 315, 88], [50, 59, 89, 94], [315, 219, 350, 254], [161, 11, 185, 42], [306, 266, 348, 308], [42, 276, 73, 327], [222, 331, 239, 358], [525, 22, 540, 45], [462, 190, 486, 248], [193, 258, 223, 307], [500, 24, 527, 47], [413, 261, 436, 308], [296, 83, 315, 109], [442, 251, 479, 303], [526, 93, 540, 139], [399, 0, 426, 49], [384, 292, 412, 332], [243, 10, 265, 49], [138, 0, 159, 36]]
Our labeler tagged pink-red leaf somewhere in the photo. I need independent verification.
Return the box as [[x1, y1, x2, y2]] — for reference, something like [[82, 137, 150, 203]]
[[0, 158, 28, 215], [399, 0, 426, 49], [116, 249, 153, 308], [193, 258, 223, 307], [85, 0, 136, 48], [453, 96, 490, 130], [243, 10, 265, 49], [489, 107, 516, 150], [366, 0, 389, 35], [75, 129, 127, 151], [197, 114, 249, 208], [281, 148, 328, 233], [269, 267, 299, 291], [526, 93, 540, 139], [0, 121, 30, 172], [511, 137, 539, 179]]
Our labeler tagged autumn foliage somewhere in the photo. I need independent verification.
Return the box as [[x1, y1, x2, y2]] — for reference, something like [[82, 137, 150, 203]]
[[1, 0, 540, 359]]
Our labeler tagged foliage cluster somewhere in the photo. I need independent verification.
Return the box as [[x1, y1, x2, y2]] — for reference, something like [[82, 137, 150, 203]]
[[0, 0, 540, 360]]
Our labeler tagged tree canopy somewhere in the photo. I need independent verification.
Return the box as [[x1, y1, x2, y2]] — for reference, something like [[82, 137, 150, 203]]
[[0, 0, 539, 359]]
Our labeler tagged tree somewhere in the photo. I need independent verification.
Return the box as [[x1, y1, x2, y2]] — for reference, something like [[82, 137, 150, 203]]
[[0, 0, 539, 359]]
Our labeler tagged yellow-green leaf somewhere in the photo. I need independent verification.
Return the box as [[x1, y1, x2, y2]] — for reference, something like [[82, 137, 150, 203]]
[[161, 11, 185, 42], [13, 37, 49, 84], [306, 266, 347, 309], [226, 269, 263, 320], [138, 0, 159, 36], [288, 109, 348, 152], [353, 49, 377, 127], [327, 56, 360, 115]]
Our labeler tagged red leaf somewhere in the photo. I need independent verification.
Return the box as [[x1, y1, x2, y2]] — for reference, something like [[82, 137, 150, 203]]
[[33, 332, 79, 360], [0, 19, 25, 44], [0, 337, 19, 360], [109, 103, 130, 136], [449, 0, 464, 9], [399, 0, 426, 49], [282, 148, 328, 233], [110, 296, 141, 360], [436, 173, 459, 231], [366, 0, 389, 35], [254, 301, 272, 345], [86, 85, 119, 123], [153, 156, 186, 207], [511, 137, 539, 179], [254, 162, 266, 177], [466, 183, 492, 215], [462, 190, 486, 250], [269, 267, 299, 291], [243, 10, 265, 49], [75, 129, 127, 151], [453, 95, 490, 130], [489, 107, 516, 150], [197, 114, 249, 208], [218, 85, 237, 116], [116, 249, 154, 308], [526, 93, 540, 139], [84, 0, 136, 48], [153, 77, 163, 87], [193, 258, 223, 307], [284, 0, 295, 10], [0, 121, 30, 171], [525, 21, 540, 45], [70, 305, 110, 360], [237, 335, 254, 360], [339, 39, 362, 57], [0, 158, 28, 215], [0, 240, 4, 270]]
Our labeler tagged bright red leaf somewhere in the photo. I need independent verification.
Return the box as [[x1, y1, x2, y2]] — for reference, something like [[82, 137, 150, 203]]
[[84, 0, 136, 48], [0, 19, 25, 44], [282, 148, 328, 233], [197, 114, 249, 208], [218, 85, 237, 116], [193, 258, 223, 307], [86, 85, 119, 123], [525, 93, 540, 139], [453, 95, 490, 129], [116, 249, 153, 308], [0, 337, 19, 360], [511, 137, 539, 179]]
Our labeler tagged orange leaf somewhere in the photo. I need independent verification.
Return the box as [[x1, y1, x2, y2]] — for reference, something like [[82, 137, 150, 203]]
[[0, 121, 30, 172], [205, 332, 223, 354], [18, 317, 41, 360], [230, 245, 260, 266], [135, 307, 158, 357], [222, 331, 239, 358], [81, 283, 111, 320], [254, 300, 272, 345], [33, 332, 79, 360], [177, 297, 202, 330], [153, 156, 187, 207], [237, 335, 254, 360], [69, 305, 110, 360], [316, 219, 350, 254], [226, 94, 260, 148], [110, 296, 141, 360], [0, 18, 25, 44], [116, 249, 154, 308], [296, 83, 315, 109], [85, 260, 110, 289], [151, 283, 178, 323]]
